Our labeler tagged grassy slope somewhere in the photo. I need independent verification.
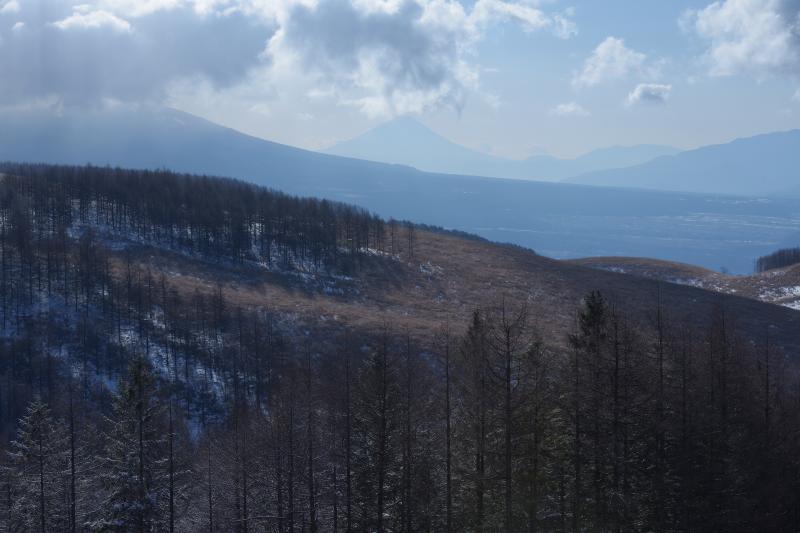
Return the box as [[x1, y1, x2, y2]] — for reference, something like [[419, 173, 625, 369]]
[[571, 256, 800, 310], [125, 228, 800, 355]]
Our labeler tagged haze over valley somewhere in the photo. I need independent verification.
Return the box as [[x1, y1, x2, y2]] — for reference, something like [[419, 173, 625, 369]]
[[3, 105, 798, 273]]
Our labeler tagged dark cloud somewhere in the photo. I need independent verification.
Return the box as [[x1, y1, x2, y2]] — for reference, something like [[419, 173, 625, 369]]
[[278, 0, 465, 115], [268, 0, 572, 116]]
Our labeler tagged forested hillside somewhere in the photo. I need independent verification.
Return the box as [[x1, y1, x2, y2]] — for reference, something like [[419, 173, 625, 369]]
[[756, 247, 800, 273], [0, 163, 385, 272], [0, 164, 799, 532]]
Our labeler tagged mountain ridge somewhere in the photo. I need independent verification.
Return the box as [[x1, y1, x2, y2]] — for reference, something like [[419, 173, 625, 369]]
[[323, 116, 680, 180], [566, 128, 800, 196], [2, 106, 800, 273]]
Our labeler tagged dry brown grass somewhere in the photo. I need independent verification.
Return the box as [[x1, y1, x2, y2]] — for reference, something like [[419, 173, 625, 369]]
[[572, 256, 800, 312], [116, 229, 800, 354], [568, 256, 723, 281]]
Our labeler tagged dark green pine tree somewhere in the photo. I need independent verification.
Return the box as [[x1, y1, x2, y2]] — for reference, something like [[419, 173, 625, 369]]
[[91, 358, 169, 532], [6, 400, 71, 532], [568, 290, 610, 531]]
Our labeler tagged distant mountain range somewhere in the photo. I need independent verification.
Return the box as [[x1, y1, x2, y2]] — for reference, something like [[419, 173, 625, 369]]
[[566, 129, 800, 197], [323, 117, 681, 180], [2, 105, 799, 273], [0, 106, 418, 193]]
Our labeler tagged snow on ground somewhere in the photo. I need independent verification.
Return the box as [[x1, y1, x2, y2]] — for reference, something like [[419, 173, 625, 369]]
[[419, 261, 443, 277], [759, 285, 800, 301], [66, 200, 386, 291], [672, 278, 705, 288], [579, 258, 800, 312]]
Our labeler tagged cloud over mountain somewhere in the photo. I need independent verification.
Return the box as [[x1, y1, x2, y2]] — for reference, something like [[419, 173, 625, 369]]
[[266, 0, 577, 116], [0, 0, 269, 106], [0, 0, 575, 117]]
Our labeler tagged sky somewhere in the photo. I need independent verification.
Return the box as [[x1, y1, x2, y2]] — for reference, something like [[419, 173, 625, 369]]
[[1, 0, 799, 158]]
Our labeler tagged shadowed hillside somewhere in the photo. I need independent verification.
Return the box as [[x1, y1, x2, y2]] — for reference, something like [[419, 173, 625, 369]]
[[571, 255, 800, 311], [1, 164, 799, 532]]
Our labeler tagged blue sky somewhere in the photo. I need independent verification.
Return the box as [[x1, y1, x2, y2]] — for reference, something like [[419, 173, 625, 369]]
[[1, 0, 799, 157], [424, 0, 800, 157]]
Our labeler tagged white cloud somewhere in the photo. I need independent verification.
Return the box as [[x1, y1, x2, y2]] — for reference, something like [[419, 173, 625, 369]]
[[0, 0, 576, 118], [550, 101, 590, 116], [94, 0, 247, 18], [468, 0, 555, 35], [0, 0, 19, 15], [97, 0, 184, 17], [551, 10, 578, 40], [11, 20, 23, 31], [573, 37, 647, 87], [264, 0, 577, 117], [682, 0, 800, 77], [626, 83, 672, 105], [52, 8, 133, 33], [1, 1, 269, 106]]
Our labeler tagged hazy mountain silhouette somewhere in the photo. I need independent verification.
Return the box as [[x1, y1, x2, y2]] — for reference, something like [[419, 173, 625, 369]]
[[323, 116, 680, 180], [567, 129, 800, 196], [2, 105, 798, 273]]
